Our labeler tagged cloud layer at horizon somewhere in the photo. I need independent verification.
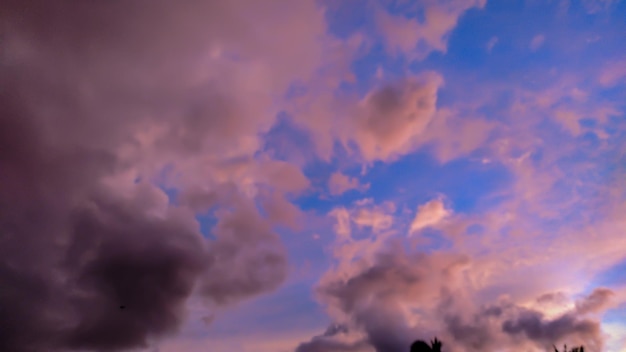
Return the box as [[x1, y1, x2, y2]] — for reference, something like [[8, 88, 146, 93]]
[[1, 1, 625, 351]]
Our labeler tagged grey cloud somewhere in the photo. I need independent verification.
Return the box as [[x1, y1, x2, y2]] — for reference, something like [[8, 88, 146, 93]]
[[437, 290, 605, 351], [502, 310, 602, 349], [442, 313, 497, 351], [296, 325, 372, 352], [575, 288, 615, 314], [297, 339, 372, 352], [63, 194, 205, 350]]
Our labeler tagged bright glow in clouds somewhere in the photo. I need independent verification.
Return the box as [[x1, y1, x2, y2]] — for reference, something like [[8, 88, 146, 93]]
[[1, 1, 625, 352]]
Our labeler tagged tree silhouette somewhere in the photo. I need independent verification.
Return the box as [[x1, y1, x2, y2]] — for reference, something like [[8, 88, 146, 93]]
[[410, 337, 442, 352], [553, 344, 585, 352], [409, 338, 584, 352]]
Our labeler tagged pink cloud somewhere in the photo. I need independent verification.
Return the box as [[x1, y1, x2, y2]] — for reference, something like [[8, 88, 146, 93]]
[[409, 198, 451, 234], [598, 59, 626, 87], [530, 34, 546, 51], [486, 36, 499, 52], [426, 108, 496, 162], [328, 172, 370, 196], [375, 0, 487, 59], [343, 72, 443, 162]]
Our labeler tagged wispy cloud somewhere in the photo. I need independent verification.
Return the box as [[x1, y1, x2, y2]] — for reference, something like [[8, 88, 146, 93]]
[[530, 34, 546, 51]]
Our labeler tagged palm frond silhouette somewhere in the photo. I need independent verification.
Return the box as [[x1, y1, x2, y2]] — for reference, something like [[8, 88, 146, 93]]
[[410, 337, 442, 352], [553, 344, 584, 352], [409, 338, 584, 352]]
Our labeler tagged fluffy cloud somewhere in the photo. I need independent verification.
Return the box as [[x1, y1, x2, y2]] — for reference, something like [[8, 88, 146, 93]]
[[340, 73, 443, 162], [409, 198, 451, 234]]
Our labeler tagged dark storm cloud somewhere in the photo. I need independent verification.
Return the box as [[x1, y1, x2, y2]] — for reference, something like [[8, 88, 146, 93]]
[[0, 1, 293, 351], [63, 193, 206, 350]]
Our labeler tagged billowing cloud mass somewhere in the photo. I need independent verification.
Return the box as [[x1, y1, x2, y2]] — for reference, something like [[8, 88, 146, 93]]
[[297, 201, 617, 352], [2, 0, 625, 352], [0, 0, 323, 350]]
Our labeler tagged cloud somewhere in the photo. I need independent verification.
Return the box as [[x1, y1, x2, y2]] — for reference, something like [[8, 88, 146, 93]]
[[501, 310, 602, 349], [598, 59, 626, 87], [575, 288, 616, 315], [486, 36, 499, 52], [342, 72, 443, 162], [352, 207, 395, 233], [0, 0, 329, 350], [258, 160, 311, 195], [328, 172, 370, 196], [426, 108, 495, 162], [297, 339, 372, 352], [296, 325, 372, 352], [530, 34, 546, 51], [259, 189, 305, 230], [375, 0, 487, 59], [409, 198, 451, 234], [332, 200, 397, 236], [303, 242, 609, 351], [4, 0, 625, 351], [198, 201, 288, 306], [292, 71, 445, 163], [554, 110, 584, 136], [579, 0, 621, 13], [312, 71, 493, 164], [307, 242, 468, 352], [296, 196, 614, 352]]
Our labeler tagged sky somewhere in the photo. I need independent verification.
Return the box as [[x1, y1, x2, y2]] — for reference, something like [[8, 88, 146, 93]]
[[1, 1, 625, 352]]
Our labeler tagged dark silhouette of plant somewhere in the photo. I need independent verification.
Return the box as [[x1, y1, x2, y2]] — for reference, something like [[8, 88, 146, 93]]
[[430, 337, 442, 351], [410, 337, 442, 352], [553, 344, 584, 352], [408, 337, 585, 352]]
